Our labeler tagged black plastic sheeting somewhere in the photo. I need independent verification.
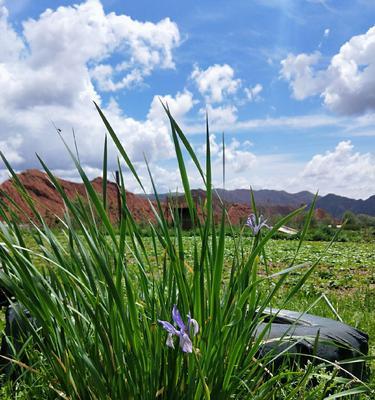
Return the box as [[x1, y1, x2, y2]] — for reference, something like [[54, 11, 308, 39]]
[[255, 308, 369, 379], [0, 304, 35, 377], [0, 304, 370, 381]]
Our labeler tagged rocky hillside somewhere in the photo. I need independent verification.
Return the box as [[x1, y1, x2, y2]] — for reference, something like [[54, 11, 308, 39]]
[[0, 169, 155, 225], [0, 170, 301, 228], [0, 169, 355, 227]]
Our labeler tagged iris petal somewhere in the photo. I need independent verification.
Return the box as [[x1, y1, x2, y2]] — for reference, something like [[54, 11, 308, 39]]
[[159, 307, 199, 353], [179, 332, 193, 353], [246, 213, 270, 235], [158, 320, 178, 335], [172, 304, 186, 331], [189, 318, 199, 336], [166, 333, 175, 348]]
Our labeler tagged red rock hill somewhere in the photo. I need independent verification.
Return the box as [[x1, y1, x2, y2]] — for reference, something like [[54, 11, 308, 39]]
[[0, 169, 155, 225], [0, 170, 330, 228]]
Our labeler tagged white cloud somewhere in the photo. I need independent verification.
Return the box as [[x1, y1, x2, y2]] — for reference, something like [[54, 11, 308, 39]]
[[185, 113, 342, 135], [324, 28, 330, 37], [0, 169, 10, 183], [294, 141, 375, 198], [20, 0, 180, 93], [198, 134, 221, 156], [244, 83, 263, 101], [191, 63, 263, 122], [281, 26, 375, 115], [0, 135, 24, 164], [137, 162, 198, 193], [191, 64, 241, 103], [194, 135, 307, 192], [47, 136, 375, 199], [203, 135, 257, 180], [203, 104, 238, 127], [147, 91, 195, 123], [280, 52, 325, 100], [0, 3, 25, 62], [52, 166, 103, 183], [223, 138, 257, 174], [90, 65, 143, 91], [0, 0, 184, 176]]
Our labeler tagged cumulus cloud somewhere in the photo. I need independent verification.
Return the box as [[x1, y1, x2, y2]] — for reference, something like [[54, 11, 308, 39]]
[[0, 0, 184, 177], [223, 138, 257, 174], [147, 91, 195, 123], [191, 63, 262, 126], [90, 65, 143, 91], [244, 83, 263, 101], [281, 26, 375, 115], [296, 141, 375, 198], [280, 52, 325, 100], [0, 135, 24, 164], [191, 64, 241, 103], [18, 0, 179, 93], [0, 2, 25, 62], [98, 138, 375, 198], [193, 135, 308, 192], [200, 134, 256, 184], [202, 104, 238, 128]]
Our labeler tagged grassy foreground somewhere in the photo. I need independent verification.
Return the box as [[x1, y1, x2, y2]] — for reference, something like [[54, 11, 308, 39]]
[[0, 105, 373, 399]]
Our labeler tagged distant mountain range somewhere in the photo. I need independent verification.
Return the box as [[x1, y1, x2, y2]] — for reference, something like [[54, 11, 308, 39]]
[[316, 194, 375, 218], [146, 189, 375, 219], [1, 170, 373, 223], [214, 189, 315, 208]]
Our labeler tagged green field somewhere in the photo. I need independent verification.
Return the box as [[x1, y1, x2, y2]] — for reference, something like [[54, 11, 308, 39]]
[[162, 235, 375, 323], [129, 235, 375, 383], [137, 234, 375, 294], [185, 236, 375, 333]]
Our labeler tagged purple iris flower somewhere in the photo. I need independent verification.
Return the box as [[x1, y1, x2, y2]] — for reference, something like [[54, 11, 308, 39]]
[[158, 305, 199, 353], [246, 213, 270, 235]]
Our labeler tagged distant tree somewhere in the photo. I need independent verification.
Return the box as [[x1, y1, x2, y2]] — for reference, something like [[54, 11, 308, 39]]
[[294, 211, 318, 229], [357, 213, 375, 228], [342, 210, 359, 230]]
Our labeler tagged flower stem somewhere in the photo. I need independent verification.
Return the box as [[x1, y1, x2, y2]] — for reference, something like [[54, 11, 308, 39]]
[[193, 349, 210, 400]]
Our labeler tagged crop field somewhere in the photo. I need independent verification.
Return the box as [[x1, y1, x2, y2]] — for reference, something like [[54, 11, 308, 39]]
[[128, 234, 375, 389], [191, 236, 375, 331], [31, 232, 374, 363], [124, 234, 375, 294], [125, 235, 375, 382], [3, 234, 375, 341], [20, 231, 375, 292], [260, 238, 375, 390]]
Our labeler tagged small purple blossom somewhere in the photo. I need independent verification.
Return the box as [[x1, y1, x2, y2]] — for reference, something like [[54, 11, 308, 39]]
[[158, 305, 199, 353], [245, 214, 270, 235]]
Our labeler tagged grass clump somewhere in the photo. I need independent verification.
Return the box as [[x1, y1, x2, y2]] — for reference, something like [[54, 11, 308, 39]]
[[0, 104, 372, 399]]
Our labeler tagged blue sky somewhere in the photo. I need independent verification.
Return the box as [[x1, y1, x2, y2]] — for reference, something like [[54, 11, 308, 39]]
[[1, 0, 375, 198]]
